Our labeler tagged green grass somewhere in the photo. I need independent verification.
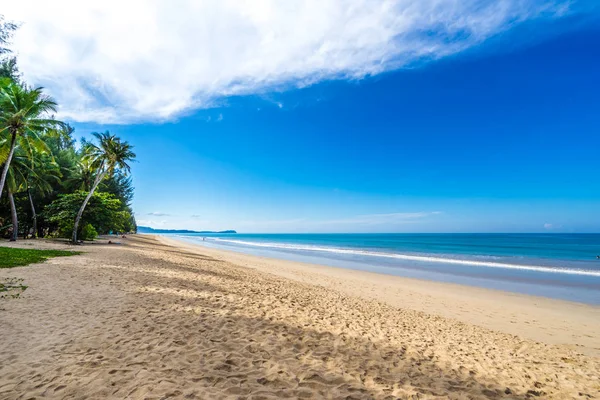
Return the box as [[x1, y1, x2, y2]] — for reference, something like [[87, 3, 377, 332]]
[[0, 247, 80, 269]]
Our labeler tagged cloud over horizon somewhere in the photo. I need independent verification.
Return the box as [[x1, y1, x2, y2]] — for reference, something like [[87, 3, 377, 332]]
[[236, 211, 442, 232], [4, 0, 577, 124]]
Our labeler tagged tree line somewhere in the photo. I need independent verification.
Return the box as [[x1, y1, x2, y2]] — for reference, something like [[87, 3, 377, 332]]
[[0, 15, 136, 243]]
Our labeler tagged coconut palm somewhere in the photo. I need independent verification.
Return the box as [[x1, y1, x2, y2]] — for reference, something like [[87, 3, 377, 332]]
[[6, 186, 17, 240], [24, 151, 61, 237], [0, 79, 61, 199], [5, 150, 32, 241], [72, 131, 135, 243], [70, 147, 96, 191]]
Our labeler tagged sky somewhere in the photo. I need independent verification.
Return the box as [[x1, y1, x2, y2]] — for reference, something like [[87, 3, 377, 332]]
[[2, 0, 600, 233]]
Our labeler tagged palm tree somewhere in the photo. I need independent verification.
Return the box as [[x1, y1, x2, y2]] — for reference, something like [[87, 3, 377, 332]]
[[6, 187, 17, 240], [5, 150, 32, 241], [72, 132, 135, 243], [0, 79, 60, 199], [71, 147, 96, 191], [24, 150, 61, 237]]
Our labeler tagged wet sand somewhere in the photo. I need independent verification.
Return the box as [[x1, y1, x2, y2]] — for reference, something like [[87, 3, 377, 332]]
[[1, 234, 598, 399]]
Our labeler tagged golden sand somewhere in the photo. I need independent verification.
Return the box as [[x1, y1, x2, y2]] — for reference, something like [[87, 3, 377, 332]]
[[1, 235, 598, 399]]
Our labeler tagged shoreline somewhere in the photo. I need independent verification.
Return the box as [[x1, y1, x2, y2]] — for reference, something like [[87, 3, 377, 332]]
[[164, 234, 600, 305], [160, 235, 600, 356]]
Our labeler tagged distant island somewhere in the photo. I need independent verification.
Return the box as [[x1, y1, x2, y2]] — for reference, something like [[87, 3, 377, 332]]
[[137, 226, 237, 234]]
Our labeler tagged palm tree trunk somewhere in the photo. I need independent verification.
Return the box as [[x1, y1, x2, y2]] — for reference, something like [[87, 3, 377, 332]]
[[0, 131, 17, 200], [28, 188, 37, 238], [72, 169, 106, 244], [8, 189, 18, 242]]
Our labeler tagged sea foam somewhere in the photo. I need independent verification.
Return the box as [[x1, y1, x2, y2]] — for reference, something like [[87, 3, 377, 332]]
[[198, 237, 600, 277]]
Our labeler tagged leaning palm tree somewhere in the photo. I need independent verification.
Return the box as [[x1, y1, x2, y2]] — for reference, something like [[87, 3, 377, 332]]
[[0, 79, 61, 199], [5, 150, 31, 241], [72, 132, 135, 243], [6, 186, 17, 240], [5, 140, 61, 238]]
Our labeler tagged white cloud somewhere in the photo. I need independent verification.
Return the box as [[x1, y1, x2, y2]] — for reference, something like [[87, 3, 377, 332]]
[[136, 219, 168, 227], [238, 218, 308, 227], [324, 211, 441, 225], [238, 212, 440, 229], [3, 0, 573, 124], [147, 212, 170, 216], [543, 223, 562, 230]]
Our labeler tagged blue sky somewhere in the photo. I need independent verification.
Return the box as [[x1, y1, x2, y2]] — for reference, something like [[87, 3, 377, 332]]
[[5, 1, 600, 232]]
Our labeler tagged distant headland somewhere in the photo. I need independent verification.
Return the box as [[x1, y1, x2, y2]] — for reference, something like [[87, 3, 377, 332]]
[[137, 226, 237, 234]]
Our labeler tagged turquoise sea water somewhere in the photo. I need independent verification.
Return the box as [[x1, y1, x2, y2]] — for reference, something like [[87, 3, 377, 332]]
[[167, 233, 600, 304]]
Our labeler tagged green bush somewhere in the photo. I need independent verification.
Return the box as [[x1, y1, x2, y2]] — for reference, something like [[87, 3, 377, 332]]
[[57, 220, 74, 238], [80, 223, 98, 241], [44, 191, 127, 235], [54, 220, 97, 241]]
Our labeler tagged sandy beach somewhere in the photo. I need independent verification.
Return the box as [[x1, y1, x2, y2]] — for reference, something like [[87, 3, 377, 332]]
[[1, 234, 599, 399]]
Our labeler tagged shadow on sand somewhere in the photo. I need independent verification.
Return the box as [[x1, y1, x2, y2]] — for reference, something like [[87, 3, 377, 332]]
[[85, 235, 536, 399]]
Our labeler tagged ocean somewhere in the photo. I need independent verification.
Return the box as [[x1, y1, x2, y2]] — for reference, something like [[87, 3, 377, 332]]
[[167, 233, 600, 304]]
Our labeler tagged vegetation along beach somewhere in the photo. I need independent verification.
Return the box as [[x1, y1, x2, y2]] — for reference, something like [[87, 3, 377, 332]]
[[2, 2, 600, 399]]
